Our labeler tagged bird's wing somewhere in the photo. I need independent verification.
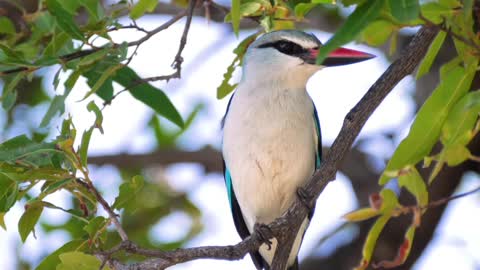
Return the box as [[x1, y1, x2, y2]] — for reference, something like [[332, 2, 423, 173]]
[[313, 104, 322, 170], [308, 104, 322, 221], [222, 94, 266, 270]]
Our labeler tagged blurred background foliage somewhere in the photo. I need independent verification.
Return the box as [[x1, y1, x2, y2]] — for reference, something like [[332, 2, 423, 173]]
[[0, 0, 480, 269]]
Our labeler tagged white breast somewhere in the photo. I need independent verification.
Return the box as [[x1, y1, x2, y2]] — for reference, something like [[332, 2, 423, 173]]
[[222, 81, 317, 267]]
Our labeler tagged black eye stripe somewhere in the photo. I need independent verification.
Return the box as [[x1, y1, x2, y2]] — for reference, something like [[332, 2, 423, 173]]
[[257, 40, 307, 56]]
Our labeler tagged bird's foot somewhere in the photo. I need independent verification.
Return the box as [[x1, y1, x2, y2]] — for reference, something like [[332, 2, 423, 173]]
[[253, 223, 274, 250], [297, 187, 313, 211]]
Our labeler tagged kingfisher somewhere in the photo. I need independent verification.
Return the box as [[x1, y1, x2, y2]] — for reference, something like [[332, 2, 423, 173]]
[[222, 30, 374, 270]]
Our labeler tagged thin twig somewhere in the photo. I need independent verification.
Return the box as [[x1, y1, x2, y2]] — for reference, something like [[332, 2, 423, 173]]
[[142, 0, 197, 82], [76, 179, 129, 241], [395, 185, 480, 216]]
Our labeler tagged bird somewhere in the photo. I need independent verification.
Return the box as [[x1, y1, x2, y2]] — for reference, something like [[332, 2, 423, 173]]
[[221, 29, 374, 270]]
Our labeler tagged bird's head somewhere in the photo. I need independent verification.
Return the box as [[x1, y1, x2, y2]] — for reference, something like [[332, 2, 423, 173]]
[[242, 30, 374, 89]]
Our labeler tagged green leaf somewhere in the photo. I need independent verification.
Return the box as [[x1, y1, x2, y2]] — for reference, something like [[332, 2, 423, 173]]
[[0, 17, 15, 35], [360, 20, 395, 46], [0, 174, 18, 212], [416, 31, 447, 79], [295, 3, 319, 19], [442, 91, 480, 146], [82, 64, 122, 100], [78, 49, 110, 67], [83, 216, 107, 239], [388, 0, 420, 22], [57, 251, 111, 270], [44, 31, 72, 57], [442, 145, 471, 166], [380, 64, 477, 184], [420, 2, 455, 24], [0, 135, 56, 162], [0, 44, 27, 65], [113, 175, 144, 211], [83, 59, 116, 101], [40, 95, 66, 127], [0, 174, 15, 201], [355, 214, 392, 270], [130, 0, 159, 19], [87, 101, 104, 132], [2, 89, 17, 111], [36, 240, 85, 270], [46, 0, 85, 41], [231, 0, 241, 36], [398, 167, 428, 206], [79, 0, 104, 20], [78, 128, 93, 167], [379, 189, 399, 213], [240, 2, 262, 16], [1, 72, 24, 110], [429, 91, 480, 181], [112, 66, 184, 128], [316, 0, 384, 64], [18, 201, 44, 242], [41, 178, 74, 195]]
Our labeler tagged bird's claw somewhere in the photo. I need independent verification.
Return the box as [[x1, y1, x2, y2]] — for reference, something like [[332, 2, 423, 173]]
[[254, 223, 273, 250], [297, 187, 313, 211]]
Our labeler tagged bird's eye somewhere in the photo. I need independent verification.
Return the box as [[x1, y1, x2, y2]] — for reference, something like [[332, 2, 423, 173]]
[[274, 41, 304, 55], [257, 40, 306, 56]]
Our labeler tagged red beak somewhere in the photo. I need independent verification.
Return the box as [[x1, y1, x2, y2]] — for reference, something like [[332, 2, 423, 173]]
[[309, 47, 375, 66]]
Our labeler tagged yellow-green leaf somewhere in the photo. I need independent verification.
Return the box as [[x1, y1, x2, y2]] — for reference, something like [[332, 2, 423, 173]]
[[231, 0, 241, 36], [441, 91, 480, 146], [36, 240, 85, 270], [130, 0, 159, 19], [18, 201, 44, 242], [354, 214, 391, 270], [443, 145, 471, 166], [420, 2, 455, 24], [361, 20, 395, 46], [379, 189, 399, 213], [57, 251, 111, 270], [380, 64, 477, 184], [398, 167, 428, 207], [416, 31, 446, 79], [0, 17, 16, 35], [344, 207, 379, 222], [113, 175, 144, 210]]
